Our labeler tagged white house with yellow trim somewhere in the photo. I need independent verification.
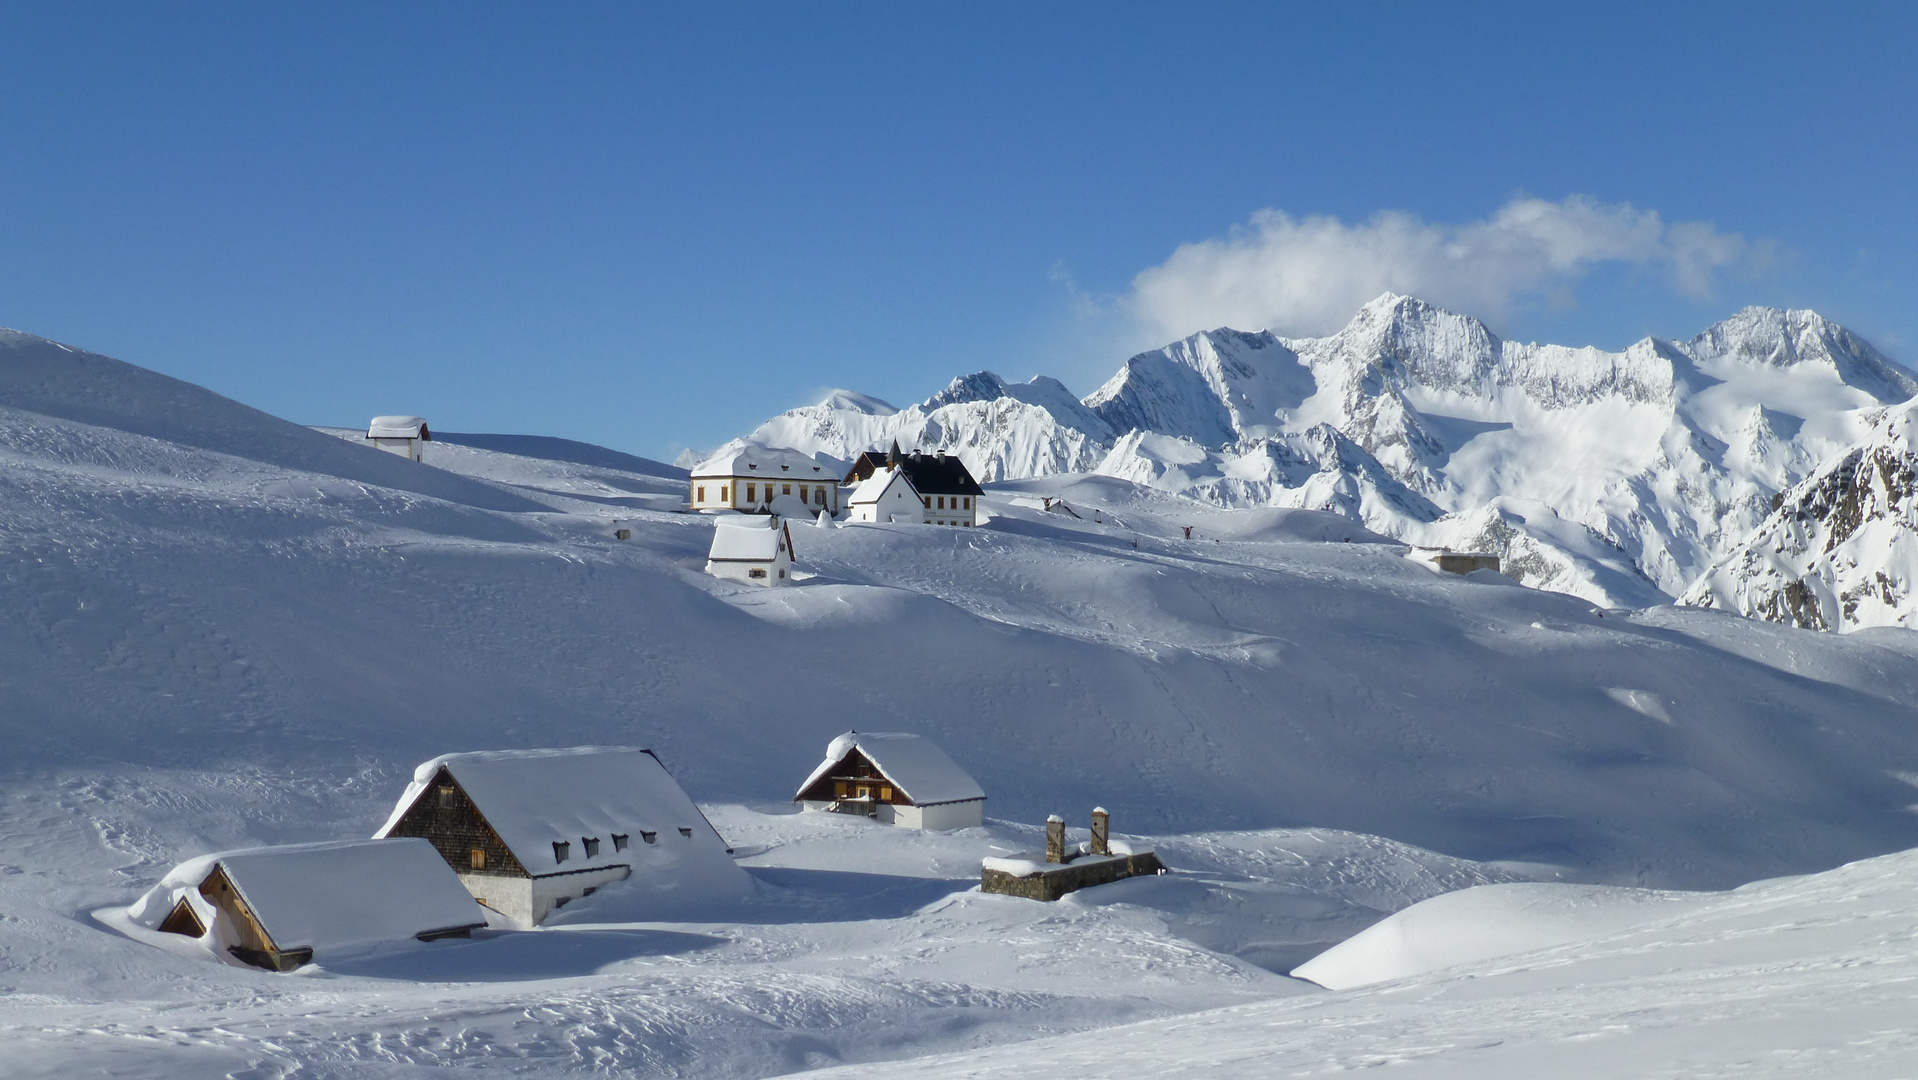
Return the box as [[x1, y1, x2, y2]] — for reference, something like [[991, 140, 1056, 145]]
[[690, 445, 840, 515]]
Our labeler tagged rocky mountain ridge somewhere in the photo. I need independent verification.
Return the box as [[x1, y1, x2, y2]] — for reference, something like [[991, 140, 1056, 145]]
[[727, 295, 1915, 610]]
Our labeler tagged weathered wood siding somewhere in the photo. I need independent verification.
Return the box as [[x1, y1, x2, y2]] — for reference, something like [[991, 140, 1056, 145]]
[[383, 766, 529, 879], [794, 749, 912, 805]]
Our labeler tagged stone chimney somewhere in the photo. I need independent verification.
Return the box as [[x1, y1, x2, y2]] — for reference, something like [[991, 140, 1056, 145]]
[[1045, 815, 1066, 863], [1090, 807, 1109, 856]]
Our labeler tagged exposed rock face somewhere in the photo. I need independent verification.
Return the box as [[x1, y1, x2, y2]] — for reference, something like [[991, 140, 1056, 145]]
[[1679, 402, 1918, 631], [727, 295, 1915, 611]]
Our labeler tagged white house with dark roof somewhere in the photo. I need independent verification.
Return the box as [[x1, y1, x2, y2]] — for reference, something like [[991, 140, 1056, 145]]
[[846, 445, 982, 526], [690, 444, 840, 515], [375, 746, 748, 928], [366, 415, 431, 461], [125, 838, 485, 971], [705, 516, 796, 586], [794, 731, 986, 830]]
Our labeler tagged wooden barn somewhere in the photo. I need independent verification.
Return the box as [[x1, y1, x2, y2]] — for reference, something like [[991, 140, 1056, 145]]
[[376, 746, 745, 928], [794, 731, 986, 830], [366, 415, 431, 461], [129, 838, 485, 971]]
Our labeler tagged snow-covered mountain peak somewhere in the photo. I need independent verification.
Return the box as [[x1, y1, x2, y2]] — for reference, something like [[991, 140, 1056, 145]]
[[1684, 306, 1917, 404], [816, 388, 897, 415], [1085, 327, 1308, 447], [1679, 397, 1918, 630]]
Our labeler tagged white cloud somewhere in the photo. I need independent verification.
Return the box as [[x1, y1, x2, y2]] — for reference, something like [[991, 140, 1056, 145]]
[[1129, 195, 1765, 341]]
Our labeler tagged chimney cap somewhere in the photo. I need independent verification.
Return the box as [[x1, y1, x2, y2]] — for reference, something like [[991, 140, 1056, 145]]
[[1092, 807, 1107, 815], [1046, 814, 1064, 823]]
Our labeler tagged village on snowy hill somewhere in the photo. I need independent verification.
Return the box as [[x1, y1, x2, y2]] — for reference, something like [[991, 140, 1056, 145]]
[[10, 295, 1918, 1078]]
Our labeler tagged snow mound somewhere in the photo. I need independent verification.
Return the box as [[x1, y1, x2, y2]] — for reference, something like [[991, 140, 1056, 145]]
[[1289, 881, 1704, 989]]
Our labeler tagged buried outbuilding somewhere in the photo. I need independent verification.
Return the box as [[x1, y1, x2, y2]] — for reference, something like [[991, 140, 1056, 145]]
[[127, 838, 486, 971], [376, 746, 747, 928], [794, 731, 986, 830], [981, 808, 1167, 901]]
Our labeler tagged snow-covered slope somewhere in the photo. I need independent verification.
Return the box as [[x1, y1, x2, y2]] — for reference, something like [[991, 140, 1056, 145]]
[[1678, 399, 1918, 630], [730, 297, 1914, 609], [9, 328, 1918, 1076], [831, 846, 1918, 1080]]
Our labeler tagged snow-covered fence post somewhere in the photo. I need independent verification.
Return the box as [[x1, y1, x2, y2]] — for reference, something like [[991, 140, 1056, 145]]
[[1045, 815, 1066, 864], [1090, 808, 1109, 856]]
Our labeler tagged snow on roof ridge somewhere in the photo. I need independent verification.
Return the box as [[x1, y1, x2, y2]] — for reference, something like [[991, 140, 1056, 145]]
[[795, 731, 985, 806]]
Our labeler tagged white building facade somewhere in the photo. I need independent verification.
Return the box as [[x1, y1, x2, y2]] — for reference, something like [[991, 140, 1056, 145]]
[[690, 445, 840, 515], [705, 516, 796, 586]]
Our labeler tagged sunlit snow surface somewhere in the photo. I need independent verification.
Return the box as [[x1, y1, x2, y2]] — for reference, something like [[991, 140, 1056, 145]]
[[5, 328, 1918, 1075]]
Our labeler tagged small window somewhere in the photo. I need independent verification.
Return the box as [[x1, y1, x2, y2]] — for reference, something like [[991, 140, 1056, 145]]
[[964, 497, 972, 509], [922, 496, 931, 508], [720, 485, 729, 501], [553, 840, 570, 864], [641, 830, 657, 844], [582, 836, 600, 857], [696, 485, 706, 502], [749, 568, 767, 579], [437, 785, 455, 808], [834, 780, 847, 797], [612, 833, 629, 851], [746, 483, 756, 501], [678, 827, 693, 838], [469, 849, 486, 870], [937, 496, 945, 509], [782, 483, 791, 495], [879, 786, 892, 801]]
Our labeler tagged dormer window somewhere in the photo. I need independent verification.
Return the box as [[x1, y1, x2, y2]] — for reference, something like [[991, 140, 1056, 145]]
[[641, 830, 657, 844], [612, 833, 629, 851], [678, 827, 693, 838], [553, 840, 571, 864], [582, 836, 600, 857]]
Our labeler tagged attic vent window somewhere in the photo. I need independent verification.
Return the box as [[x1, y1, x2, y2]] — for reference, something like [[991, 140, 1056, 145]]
[[612, 833, 629, 851], [437, 785, 455, 808], [470, 849, 486, 870], [678, 827, 693, 838], [553, 840, 571, 864], [641, 830, 658, 844], [582, 837, 600, 857]]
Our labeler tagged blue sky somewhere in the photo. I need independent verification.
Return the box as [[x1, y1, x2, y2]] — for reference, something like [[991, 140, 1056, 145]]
[[2, 3, 1913, 460]]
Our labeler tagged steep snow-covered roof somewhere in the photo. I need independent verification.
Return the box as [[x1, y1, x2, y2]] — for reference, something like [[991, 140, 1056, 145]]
[[849, 467, 916, 505], [128, 839, 482, 956], [367, 416, 429, 439], [795, 732, 985, 806], [377, 746, 733, 875], [692, 443, 836, 481], [708, 517, 792, 562]]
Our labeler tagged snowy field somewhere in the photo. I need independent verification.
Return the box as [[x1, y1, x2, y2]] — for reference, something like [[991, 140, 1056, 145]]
[[6, 328, 1918, 1076]]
